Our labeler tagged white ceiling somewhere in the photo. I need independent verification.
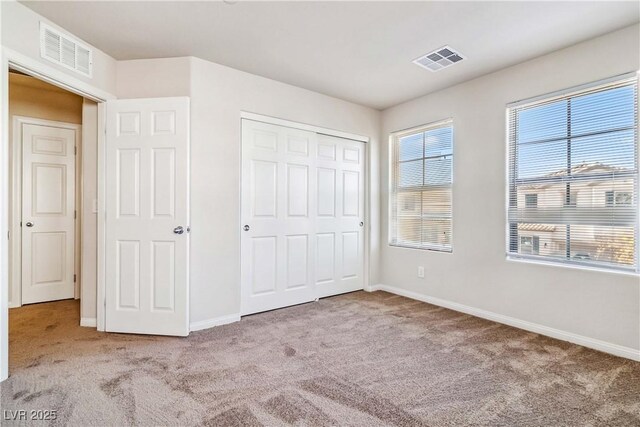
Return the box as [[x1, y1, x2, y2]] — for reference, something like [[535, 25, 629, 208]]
[[21, 1, 640, 110]]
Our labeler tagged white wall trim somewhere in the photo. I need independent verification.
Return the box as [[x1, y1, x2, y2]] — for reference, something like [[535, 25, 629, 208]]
[[371, 284, 640, 361], [80, 317, 96, 328], [190, 313, 241, 332], [240, 111, 369, 143]]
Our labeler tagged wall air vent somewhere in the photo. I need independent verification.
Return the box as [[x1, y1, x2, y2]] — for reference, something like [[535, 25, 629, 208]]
[[40, 22, 93, 77], [413, 46, 465, 72]]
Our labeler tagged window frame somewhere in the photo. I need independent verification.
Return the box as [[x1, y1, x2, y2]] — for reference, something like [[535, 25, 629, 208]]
[[505, 73, 639, 274], [389, 119, 454, 252]]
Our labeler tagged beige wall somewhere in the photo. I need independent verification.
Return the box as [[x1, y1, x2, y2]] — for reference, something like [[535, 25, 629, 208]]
[[9, 73, 83, 124], [116, 56, 381, 325], [380, 24, 640, 353]]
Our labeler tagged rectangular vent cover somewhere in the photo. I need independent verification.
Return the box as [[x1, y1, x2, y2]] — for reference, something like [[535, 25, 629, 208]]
[[413, 46, 465, 72], [40, 22, 93, 77]]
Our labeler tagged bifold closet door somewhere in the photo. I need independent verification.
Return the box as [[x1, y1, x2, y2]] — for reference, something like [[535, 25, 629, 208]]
[[241, 119, 365, 316]]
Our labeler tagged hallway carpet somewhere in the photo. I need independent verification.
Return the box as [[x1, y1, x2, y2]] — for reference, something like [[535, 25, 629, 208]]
[[1, 291, 639, 426]]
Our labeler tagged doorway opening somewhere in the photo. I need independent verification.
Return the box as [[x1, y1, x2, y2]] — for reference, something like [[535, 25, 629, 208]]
[[1, 53, 111, 382], [8, 68, 98, 336]]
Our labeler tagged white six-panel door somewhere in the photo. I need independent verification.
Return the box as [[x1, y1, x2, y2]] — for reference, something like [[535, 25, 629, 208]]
[[22, 124, 76, 304], [105, 97, 189, 336], [315, 134, 365, 298], [241, 119, 365, 315]]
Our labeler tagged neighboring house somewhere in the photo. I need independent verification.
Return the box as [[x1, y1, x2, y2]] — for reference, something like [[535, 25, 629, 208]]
[[516, 162, 634, 265], [395, 187, 452, 248], [395, 162, 635, 263]]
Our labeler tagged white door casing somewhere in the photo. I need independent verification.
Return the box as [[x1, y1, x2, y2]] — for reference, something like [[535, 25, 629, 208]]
[[105, 97, 189, 336], [21, 123, 76, 304], [241, 119, 365, 315]]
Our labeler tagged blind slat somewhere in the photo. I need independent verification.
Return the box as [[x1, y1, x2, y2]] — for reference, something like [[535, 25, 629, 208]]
[[507, 77, 638, 271]]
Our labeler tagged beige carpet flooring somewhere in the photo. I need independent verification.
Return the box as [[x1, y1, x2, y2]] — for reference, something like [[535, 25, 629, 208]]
[[1, 291, 639, 426]]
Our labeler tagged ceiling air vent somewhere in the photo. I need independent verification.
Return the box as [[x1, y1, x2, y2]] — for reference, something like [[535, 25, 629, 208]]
[[413, 46, 465, 72], [40, 22, 93, 78]]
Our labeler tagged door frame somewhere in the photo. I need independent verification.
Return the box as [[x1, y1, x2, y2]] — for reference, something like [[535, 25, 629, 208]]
[[1, 47, 115, 381], [10, 116, 82, 307], [238, 112, 372, 314]]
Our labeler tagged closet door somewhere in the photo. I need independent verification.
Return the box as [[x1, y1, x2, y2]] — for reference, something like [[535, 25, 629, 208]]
[[315, 134, 365, 298], [241, 120, 317, 315]]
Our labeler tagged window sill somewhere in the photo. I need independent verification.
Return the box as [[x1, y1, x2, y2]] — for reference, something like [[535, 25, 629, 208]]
[[506, 255, 639, 278], [389, 243, 453, 253]]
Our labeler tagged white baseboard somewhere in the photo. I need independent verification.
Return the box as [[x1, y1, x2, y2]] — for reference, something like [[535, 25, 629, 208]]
[[80, 317, 97, 327], [370, 284, 640, 362], [190, 313, 241, 332]]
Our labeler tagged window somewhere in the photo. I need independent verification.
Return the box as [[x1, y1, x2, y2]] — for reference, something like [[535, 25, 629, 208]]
[[390, 120, 453, 251], [565, 191, 577, 207], [520, 236, 540, 255], [525, 194, 538, 208], [507, 76, 638, 272], [606, 190, 632, 206], [616, 192, 632, 205]]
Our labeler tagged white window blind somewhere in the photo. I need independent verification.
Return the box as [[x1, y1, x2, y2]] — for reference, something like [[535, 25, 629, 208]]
[[507, 75, 638, 272], [390, 120, 453, 251]]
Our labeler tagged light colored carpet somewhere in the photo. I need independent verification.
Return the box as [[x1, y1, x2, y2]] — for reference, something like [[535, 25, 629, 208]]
[[1, 291, 639, 426]]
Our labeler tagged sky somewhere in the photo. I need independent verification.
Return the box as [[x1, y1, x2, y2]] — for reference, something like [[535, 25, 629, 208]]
[[515, 84, 636, 179]]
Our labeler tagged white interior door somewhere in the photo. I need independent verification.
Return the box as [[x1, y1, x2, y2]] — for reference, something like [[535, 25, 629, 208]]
[[105, 97, 190, 336], [315, 134, 365, 298], [22, 124, 76, 304], [241, 119, 365, 315]]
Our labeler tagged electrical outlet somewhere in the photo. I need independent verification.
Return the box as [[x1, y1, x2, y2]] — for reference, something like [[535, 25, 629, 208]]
[[417, 266, 425, 278]]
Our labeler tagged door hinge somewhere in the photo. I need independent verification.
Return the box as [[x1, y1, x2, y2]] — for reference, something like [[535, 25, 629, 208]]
[[74, 146, 77, 155], [74, 210, 77, 219], [74, 274, 77, 283]]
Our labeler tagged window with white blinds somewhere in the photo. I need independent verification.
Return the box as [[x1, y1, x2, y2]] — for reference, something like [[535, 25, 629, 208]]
[[507, 75, 638, 272], [390, 120, 453, 251]]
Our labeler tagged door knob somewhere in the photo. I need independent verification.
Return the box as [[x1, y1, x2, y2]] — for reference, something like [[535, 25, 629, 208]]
[[25, 222, 34, 227], [243, 225, 250, 231], [359, 221, 364, 227], [173, 226, 184, 234]]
